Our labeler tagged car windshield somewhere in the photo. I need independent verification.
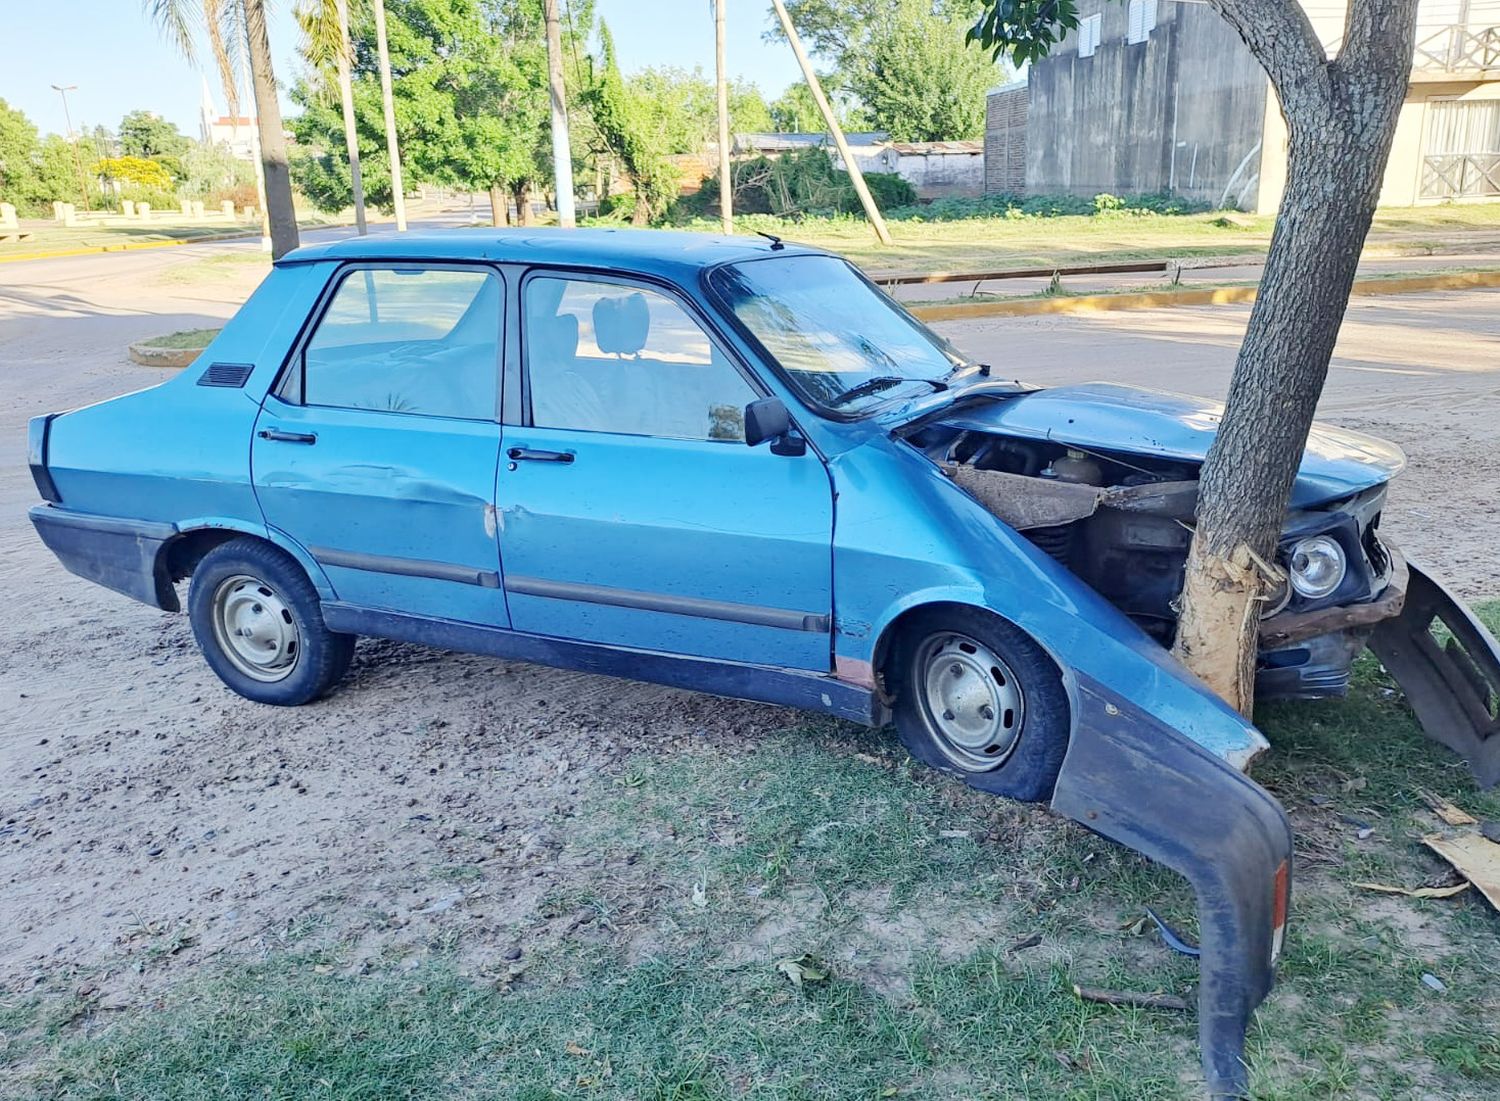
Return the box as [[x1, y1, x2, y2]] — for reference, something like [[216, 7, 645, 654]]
[[708, 254, 966, 414]]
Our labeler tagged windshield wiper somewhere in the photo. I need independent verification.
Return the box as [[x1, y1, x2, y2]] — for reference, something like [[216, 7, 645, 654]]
[[828, 375, 947, 408]]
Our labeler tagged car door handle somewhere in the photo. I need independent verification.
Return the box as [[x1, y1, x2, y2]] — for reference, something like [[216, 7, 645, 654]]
[[258, 428, 318, 444], [508, 447, 574, 463]]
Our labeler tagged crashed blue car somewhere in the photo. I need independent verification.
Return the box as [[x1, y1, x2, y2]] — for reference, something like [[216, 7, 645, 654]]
[[27, 229, 1500, 1097]]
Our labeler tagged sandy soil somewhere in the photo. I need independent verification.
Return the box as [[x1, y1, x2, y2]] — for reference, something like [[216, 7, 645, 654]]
[[1, 241, 1496, 1006]]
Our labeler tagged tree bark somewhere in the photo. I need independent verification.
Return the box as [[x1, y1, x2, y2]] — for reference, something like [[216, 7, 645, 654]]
[[514, 184, 534, 226], [244, 0, 298, 259], [489, 183, 509, 227], [631, 192, 651, 227], [1174, 0, 1418, 712], [335, 0, 367, 235]]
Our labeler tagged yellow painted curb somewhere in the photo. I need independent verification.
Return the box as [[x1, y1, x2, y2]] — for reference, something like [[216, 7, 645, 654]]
[[908, 268, 1500, 322]]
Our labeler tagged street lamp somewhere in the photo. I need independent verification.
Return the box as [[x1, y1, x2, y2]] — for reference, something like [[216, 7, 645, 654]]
[[50, 83, 93, 212]]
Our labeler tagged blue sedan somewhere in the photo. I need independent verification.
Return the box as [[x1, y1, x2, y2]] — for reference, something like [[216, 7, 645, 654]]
[[26, 229, 1500, 1098]]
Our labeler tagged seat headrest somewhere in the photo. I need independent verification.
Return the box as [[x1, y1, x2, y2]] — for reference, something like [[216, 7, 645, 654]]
[[592, 293, 650, 356]]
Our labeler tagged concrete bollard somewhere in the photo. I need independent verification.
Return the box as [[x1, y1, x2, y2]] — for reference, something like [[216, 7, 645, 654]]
[[221, 200, 235, 219], [242, 205, 256, 220], [61, 203, 79, 227], [180, 199, 193, 216], [0, 203, 16, 229], [122, 199, 136, 217], [53, 201, 67, 223], [138, 203, 152, 221], [191, 200, 205, 219]]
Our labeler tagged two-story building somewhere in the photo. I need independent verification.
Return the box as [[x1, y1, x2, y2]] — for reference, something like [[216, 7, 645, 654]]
[[985, 0, 1500, 210]]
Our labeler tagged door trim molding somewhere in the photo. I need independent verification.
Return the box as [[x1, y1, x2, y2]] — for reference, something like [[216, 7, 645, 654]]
[[310, 546, 501, 588], [505, 575, 830, 633]]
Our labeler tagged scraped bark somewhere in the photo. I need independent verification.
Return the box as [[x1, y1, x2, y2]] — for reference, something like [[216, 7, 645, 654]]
[[489, 184, 509, 227], [1173, 0, 1419, 712]]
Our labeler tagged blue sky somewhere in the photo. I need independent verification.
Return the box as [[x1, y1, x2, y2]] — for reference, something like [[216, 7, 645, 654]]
[[3, 0, 804, 139]]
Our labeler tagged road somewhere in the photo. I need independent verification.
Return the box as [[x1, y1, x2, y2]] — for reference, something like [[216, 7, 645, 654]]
[[1, 232, 1496, 999]]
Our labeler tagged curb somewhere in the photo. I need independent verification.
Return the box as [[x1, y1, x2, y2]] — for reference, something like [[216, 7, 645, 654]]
[[907, 268, 1500, 321]]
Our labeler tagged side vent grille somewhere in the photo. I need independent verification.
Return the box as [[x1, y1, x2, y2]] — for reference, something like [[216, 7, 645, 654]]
[[197, 362, 254, 388]]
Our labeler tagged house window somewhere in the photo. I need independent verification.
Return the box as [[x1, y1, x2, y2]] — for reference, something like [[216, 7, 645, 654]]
[[1079, 12, 1103, 58], [1127, 0, 1157, 44]]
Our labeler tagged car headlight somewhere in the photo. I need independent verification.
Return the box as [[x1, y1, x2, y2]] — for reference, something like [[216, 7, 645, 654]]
[[1288, 535, 1346, 599]]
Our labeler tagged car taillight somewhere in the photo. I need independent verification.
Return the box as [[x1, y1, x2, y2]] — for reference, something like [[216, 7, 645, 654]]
[[28, 413, 61, 504], [1271, 859, 1290, 962]]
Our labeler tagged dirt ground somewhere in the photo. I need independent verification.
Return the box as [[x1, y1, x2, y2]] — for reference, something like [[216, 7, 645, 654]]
[[1, 239, 1497, 1009]]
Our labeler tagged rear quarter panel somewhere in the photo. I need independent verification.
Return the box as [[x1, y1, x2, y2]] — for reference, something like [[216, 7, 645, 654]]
[[45, 263, 331, 527]]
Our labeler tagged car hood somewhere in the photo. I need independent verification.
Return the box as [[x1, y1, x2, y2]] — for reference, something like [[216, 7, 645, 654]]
[[931, 382, 1406, 507]]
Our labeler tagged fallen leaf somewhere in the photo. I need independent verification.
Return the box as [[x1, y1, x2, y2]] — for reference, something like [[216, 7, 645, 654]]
[[690, 880, 708, 908], [1342, 776, 1368, 793], [939, 829, 970, 840], [566, 1041, 588, 1056], [1352, 881, 1470, 900], [1416, 789, 1477, 827], [1421, 972, 1447, 993], [776, 954, 829, 987]]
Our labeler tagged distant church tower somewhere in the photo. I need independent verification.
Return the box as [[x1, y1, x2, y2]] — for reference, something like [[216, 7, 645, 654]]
[[199, 77, 217, 146]]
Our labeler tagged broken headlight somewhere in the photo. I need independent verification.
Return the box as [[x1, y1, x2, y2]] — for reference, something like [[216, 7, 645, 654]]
[[1288, 534, 1347, 599]]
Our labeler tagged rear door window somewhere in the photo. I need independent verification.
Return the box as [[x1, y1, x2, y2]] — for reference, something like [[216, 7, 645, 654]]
[[300, 267, 501, 420]]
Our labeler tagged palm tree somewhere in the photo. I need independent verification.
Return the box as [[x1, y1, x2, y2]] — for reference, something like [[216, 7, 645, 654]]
[[145, 0, 300, 257], [296, 0, 368, 234], [370, 0, 407, 231]]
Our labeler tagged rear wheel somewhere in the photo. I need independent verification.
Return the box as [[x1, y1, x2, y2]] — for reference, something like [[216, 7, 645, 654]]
[[890, 608, 1069, 802], [188, 538, 353, 705]]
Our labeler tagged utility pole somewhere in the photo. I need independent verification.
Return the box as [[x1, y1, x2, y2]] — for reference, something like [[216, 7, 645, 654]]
[[336, 0, 368, 234], [769, 0, 891, 245], [371, 0, 408, 231], [714, 0, 732, 234], [544, 0, 576, 227], [50, 84, 92, 211]]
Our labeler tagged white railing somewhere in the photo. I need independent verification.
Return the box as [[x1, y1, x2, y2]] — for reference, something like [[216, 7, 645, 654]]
[[1412, 24, 1500, 72]]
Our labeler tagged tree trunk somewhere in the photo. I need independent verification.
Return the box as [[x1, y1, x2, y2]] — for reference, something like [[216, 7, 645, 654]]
[[489, 183, 509, 227], [631, 191, 651, 226], [714, 0, 733, 234], [543, 0, 576, 227], [335, 0, 367, 235], [371, 0, 407, 231], [244, 0, 298, 259], [514, 184, 534, 226], [1174, 2, 1417, 711]]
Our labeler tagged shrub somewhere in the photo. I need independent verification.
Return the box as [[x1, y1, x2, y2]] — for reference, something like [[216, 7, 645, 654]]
[[673, 147, 916, 223], [95, 156, 174, 191]]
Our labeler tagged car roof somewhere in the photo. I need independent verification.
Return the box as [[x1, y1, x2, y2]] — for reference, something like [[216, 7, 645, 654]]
[[276, 226, 826, 278]]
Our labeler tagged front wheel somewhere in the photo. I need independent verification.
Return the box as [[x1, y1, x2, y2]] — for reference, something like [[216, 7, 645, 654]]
[[188, 538, 354, 705], [890, 608, 1069, 802]]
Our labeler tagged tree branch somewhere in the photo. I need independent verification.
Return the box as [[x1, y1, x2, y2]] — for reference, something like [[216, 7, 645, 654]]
[[1338, 0, 1420, 73], [1207, 0, 1331, 114]]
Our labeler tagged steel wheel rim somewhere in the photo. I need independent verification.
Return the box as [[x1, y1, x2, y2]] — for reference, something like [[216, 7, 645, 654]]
[[211, 574, 300, 683], [915, 632, 1025, 772]]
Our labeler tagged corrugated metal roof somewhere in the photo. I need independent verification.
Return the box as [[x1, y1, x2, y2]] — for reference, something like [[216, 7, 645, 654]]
[[885, 140, 984, 155]]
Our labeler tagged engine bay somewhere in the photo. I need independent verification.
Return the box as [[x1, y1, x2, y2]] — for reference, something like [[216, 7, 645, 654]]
[[905, 423, 1209, 644]]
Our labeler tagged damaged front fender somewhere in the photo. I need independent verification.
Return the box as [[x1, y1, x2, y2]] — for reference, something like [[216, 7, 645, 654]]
[[1050, 675, 1293, 1100]]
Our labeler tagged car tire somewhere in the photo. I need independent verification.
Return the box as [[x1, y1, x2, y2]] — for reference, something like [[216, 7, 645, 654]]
[[188, 537, 354, 706], [889, 607, 1069, 802]]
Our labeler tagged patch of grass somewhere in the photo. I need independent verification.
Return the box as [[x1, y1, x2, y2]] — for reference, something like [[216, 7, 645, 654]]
[[155, 250, 271, 285], [7, 606, 1499, 1098], [138, 328, 221, 350]]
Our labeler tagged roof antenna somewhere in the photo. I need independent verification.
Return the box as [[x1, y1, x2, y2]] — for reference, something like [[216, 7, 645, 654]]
[[756, 230, 784, 251]]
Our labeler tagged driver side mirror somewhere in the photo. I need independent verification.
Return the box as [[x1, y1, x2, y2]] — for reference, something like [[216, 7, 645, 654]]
[[743, 398, 806, 456]]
